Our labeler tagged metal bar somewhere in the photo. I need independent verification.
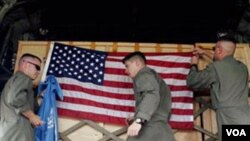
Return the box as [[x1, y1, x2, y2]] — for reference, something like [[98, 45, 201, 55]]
[[194, 125, 218, 140], [98, 126, 128, 141]]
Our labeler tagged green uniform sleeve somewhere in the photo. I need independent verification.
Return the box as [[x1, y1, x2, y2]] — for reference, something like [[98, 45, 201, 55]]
[[135, 72, 160, 121], [186, 64, 217, 90], [6, 75, 32, 114]]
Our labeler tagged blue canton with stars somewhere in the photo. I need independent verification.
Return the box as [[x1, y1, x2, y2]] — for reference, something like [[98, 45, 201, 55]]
[[47, 43, 108, 85]]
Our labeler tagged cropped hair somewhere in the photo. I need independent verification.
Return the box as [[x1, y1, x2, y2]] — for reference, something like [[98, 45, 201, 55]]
[[122, 51, 146, 64], [19, 53, 42, 64]]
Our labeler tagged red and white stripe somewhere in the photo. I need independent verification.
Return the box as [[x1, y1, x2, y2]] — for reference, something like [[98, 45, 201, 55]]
[[51, 52, 193, 129]]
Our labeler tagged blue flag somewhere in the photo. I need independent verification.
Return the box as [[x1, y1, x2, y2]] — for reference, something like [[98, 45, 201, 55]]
[[35, 75, 63, 141]]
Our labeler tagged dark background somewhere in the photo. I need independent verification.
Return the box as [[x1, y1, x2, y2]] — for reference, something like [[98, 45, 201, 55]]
[[40, 0, 248, 43], [0, 0, 249, 90]]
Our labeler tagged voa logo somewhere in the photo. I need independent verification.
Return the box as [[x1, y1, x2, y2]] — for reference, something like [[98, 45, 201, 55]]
[[226, 129, 246, 136]]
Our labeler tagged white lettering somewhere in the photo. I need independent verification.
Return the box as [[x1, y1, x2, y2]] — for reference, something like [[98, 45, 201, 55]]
[[226, 129, 246, 136], [240, 129, 246, 136], [226, 129, 232, 136], [232, 129, 239, 136]]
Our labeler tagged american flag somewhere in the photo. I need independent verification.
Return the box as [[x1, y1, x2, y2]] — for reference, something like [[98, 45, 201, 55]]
[[42, 42, 194, 129]]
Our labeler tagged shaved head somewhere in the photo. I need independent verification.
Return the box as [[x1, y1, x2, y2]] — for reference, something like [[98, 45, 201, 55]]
[[216, 40, 236, 55]]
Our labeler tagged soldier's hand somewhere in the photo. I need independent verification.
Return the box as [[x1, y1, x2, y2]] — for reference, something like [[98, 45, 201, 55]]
[[127, 121, 142, 136]]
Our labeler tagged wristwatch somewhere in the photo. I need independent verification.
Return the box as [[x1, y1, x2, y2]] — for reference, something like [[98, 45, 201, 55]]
[[135, 118, 144, 125]]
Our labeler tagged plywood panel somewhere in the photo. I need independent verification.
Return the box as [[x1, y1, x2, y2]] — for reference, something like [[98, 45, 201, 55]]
[[15, 41, 250, 141]]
